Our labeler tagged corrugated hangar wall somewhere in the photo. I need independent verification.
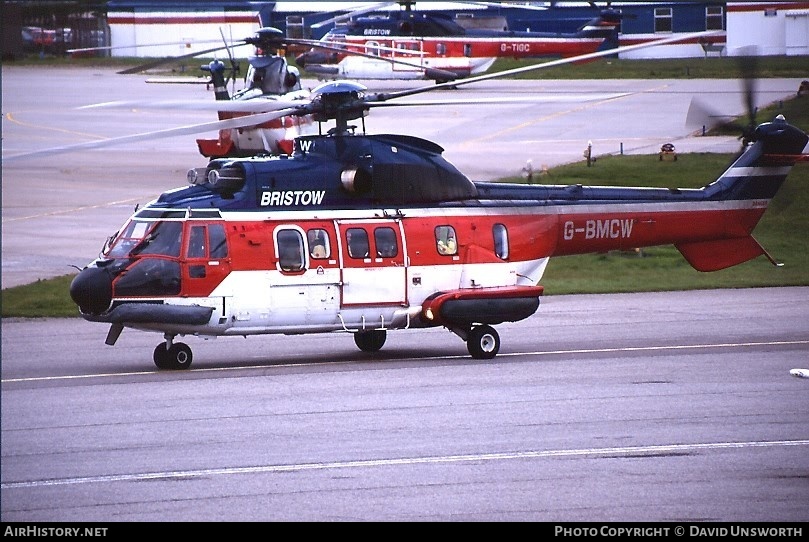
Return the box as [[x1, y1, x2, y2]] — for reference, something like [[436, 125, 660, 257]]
[[726, 2, 809, 56]]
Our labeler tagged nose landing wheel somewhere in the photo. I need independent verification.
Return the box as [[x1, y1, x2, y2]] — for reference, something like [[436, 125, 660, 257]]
[[153, 341, 193, 370]]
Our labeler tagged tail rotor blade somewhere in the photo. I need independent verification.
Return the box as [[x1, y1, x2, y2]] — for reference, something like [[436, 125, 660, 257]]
[[737, 45, 759, 138]]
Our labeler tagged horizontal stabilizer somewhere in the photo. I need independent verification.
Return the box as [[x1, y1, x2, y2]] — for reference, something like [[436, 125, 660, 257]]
[[675, 236, 774, 272]]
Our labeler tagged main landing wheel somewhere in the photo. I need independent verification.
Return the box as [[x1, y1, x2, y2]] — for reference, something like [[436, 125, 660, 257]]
[[354, 329, 386, 352], [467, 325, 500, 360], [153, 341, 193, 370]]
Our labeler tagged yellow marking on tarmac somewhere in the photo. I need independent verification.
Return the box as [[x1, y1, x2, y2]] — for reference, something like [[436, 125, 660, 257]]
[[2, 197, 145, 223], [4, 111, 106, 140]]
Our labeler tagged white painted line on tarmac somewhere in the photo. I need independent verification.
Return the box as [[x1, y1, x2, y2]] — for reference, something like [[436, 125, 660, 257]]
[[4, 439, 808, 489], [3, 339, 808, 384]]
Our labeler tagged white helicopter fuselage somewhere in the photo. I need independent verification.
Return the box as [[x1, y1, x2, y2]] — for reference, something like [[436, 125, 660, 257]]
[[326, 52, 497, 80]]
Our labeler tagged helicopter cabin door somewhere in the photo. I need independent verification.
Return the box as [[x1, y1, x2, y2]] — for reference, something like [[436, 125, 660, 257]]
[[337, 220, 407, 307], [391, 39, 423, 74]]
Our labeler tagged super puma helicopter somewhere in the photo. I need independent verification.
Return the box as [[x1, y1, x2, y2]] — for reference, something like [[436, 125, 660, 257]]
[[295, 1, 622, 82], [12, 29, 713, 165], [71, 26, 454, 159], [16, 31, 809, 370]]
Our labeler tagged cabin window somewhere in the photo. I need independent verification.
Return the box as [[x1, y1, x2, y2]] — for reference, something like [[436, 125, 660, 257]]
[[308, 228, 330, 259], [706, 6, 724, 30], [435, 225, 457, 256], [493, 223, 509, 260], [436, 43, 446, 55], [463, 43, 472, 57], [654, 7, 673, 33], [374, 227, 398, 258], [346, 228, 370, 259], [365, 40, 380, 56], [276, 228, 305, 272]]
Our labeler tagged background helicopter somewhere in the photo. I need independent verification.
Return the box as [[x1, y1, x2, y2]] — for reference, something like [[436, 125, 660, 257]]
[[52, 30, 808, 370], [295, 1, 622, 81], [13, 29, 707, 166], [65, 25, 470, 160]]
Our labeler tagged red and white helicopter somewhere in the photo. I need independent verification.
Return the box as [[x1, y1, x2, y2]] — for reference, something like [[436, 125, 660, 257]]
[[10, 32, 808, 370], [295, 1, 622, 81]]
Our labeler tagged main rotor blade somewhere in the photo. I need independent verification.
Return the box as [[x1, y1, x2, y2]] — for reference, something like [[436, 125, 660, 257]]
[[366, 93, 631, 107], [67, 39, 226, 54], [461, 1, 550, 11], [77, 98, 310, 113], [3, 107, 305, 164], [117, 43, 247, 75], [368, 30, 724, 103]]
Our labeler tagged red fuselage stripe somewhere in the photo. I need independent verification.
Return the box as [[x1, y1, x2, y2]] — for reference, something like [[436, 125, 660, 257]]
[[337, 36, 603, 59]]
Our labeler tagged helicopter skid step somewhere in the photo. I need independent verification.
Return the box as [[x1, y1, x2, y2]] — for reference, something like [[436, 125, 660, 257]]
[[337, 306, 420, 333]]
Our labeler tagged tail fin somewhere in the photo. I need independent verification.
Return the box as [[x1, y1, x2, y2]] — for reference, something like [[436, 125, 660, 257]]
[[675, 115, 808, 271], [576, 8, 621, 41], [201, 60, 231, 104]]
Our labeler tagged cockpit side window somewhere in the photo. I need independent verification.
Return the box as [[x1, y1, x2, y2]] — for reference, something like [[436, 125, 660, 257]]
[[187, 223, 228, 260], [137, 221, 182, 257], [209, 224, 228, 259], [187, 226, 207, 259]]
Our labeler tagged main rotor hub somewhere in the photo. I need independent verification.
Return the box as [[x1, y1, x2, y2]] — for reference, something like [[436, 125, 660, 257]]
[[310, 81, 370, 130], [247, 27, 285, 48]]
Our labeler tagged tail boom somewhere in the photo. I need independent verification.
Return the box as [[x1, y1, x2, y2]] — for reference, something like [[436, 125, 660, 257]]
[[539, 115, 807, 271]]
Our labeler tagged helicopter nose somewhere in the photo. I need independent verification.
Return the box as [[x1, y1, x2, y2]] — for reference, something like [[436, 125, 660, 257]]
[[70, 266, 113, 315]]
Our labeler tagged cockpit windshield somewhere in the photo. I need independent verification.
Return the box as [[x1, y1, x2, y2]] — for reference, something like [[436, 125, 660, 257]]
[[106, 220, 183, 258]]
